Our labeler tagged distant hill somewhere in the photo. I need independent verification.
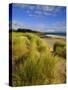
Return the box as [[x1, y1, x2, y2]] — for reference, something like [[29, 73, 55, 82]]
[[9, 28, 41, 33], [9, 28, 66, 37]]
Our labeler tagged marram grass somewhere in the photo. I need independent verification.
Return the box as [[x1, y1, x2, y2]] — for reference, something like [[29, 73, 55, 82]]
[[10, 32, 66, 86]]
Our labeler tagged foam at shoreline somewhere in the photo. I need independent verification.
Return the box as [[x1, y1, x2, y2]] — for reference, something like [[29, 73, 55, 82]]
[[45, 34, 66, 39]]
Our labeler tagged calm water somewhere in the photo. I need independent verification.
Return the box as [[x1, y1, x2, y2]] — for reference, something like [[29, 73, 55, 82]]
[[44, 32, 66, 37]]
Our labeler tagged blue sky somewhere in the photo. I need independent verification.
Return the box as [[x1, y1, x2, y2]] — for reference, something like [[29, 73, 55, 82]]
[[10, 3, 66, 32]]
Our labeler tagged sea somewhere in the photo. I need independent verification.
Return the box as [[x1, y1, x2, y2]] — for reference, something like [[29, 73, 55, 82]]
[[44, 32, 66, 37]]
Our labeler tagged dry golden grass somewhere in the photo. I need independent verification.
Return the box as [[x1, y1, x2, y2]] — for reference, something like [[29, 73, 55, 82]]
[[10, 32, 66, 86]]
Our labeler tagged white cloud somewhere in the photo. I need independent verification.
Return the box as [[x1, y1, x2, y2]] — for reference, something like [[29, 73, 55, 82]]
[[41, 5, 62, 16], [13, 4, 62, 16], [45, 21, 66, 32], [34, 10, 42, 15], [13, 3, 28, 8], [41, 5, 55, 12], [52, 21, 66, 29], [11, 20, 25, 29]]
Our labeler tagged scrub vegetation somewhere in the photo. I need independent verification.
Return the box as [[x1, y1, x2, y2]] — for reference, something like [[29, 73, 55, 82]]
[[9, 31, 66, 86]]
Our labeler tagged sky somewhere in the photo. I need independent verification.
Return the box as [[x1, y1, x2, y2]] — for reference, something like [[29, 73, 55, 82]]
[[10, 3, 66, 32]]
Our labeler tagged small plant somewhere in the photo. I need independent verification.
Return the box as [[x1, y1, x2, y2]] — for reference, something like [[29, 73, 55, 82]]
[[53, 41, 66, 58]]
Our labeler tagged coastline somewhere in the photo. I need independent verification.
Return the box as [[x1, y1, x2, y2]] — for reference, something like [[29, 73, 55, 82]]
[[45, 34, 66, 39]]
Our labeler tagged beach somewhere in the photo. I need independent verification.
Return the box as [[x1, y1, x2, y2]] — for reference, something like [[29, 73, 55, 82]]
[[45, 34, 66, 39]]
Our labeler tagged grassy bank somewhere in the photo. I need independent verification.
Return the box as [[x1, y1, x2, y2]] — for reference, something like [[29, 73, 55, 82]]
[[10, 32, 66, 86]]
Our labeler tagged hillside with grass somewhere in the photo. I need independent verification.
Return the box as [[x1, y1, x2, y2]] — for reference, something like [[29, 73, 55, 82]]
[[9, 31, 66, 86]]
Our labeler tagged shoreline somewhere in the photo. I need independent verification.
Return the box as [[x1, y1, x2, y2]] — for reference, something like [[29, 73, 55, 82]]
[[45, 34, 66, 39]]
